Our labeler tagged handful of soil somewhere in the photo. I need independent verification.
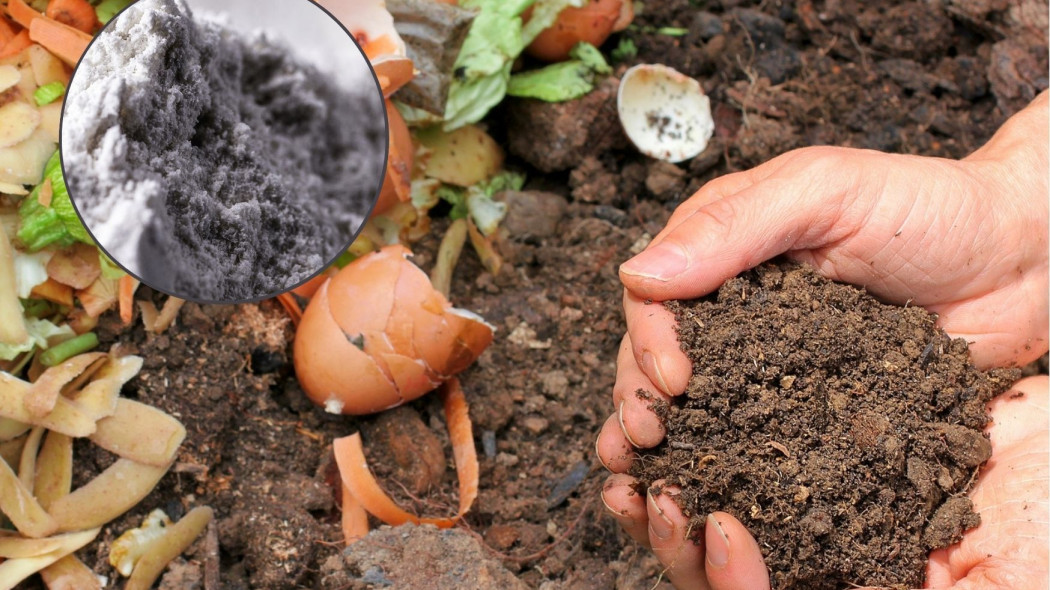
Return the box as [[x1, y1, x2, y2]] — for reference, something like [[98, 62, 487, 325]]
[[632, 262, 1019, 590]]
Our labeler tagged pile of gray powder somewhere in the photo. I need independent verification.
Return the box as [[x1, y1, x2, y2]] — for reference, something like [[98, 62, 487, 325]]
[[62, 0, 386, 301]]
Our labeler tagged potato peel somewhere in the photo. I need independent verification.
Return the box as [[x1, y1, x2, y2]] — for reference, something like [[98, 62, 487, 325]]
[[39, 554, 101, 590], [23, 352, 106, 418], [0, 448, 59, 538], [49, 458, 171, 533], [0, 527, 99, 590], [89, 398, 186, 467], [123, 506, 213, 590]]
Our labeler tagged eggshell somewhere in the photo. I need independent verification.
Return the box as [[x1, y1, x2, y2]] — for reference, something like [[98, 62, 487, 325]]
[[294, 280, 401, 414], [293, 246, 493, 415], [617, 64, 715, 163]]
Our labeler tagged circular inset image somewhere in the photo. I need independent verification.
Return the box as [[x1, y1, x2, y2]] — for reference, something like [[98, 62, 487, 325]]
[[60, 0, 387, 303]]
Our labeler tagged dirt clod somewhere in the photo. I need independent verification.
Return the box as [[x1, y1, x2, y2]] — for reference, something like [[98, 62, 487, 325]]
[[633, 262, 1020, 590], [321, 524, 528, 590]]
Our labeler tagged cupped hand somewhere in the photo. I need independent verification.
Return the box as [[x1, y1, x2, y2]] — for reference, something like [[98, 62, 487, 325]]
[[599, 90, 1047, 463], [600, 376, 1049, 590], [597, 91, 1048, 589]]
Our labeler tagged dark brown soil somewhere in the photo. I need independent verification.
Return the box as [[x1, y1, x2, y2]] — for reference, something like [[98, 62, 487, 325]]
[[632, 263, 1020, 590], [20, 0, 1048, 589]]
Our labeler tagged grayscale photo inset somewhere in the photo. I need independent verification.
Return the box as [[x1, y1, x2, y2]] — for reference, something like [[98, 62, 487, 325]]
[[61, 0, 387, 303]]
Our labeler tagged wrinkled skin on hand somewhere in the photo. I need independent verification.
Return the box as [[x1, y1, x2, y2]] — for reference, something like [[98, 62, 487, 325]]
[[597, 92, 1049, 590]]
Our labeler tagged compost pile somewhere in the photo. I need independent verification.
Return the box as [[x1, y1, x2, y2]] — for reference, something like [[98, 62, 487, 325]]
[[633, 263, 1020, 590], [14, 0, 1044, 588]]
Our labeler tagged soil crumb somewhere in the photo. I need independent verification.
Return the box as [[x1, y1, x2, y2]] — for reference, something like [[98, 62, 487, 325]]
[[632, 262, 1019, 590]]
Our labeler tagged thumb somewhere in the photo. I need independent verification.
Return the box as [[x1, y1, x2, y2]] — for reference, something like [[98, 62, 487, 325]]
[[704, 511, 771, 590], [619, 148, 863, 302]]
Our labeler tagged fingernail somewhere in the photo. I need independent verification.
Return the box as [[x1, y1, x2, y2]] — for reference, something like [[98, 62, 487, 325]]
[[618, 400, 641, 448], [595, 437, 611, 471], [706, 513, 730, 568], [641, 350, 671, 394], [620, 242, 689, 281], [647, 489, 674, 540]]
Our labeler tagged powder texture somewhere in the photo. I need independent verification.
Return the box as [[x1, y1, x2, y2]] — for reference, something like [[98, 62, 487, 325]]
[[63, 0, 385, 301]]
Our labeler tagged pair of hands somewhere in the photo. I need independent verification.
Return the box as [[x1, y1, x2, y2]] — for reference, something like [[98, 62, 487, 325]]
[[597, 91, 1049, 590]]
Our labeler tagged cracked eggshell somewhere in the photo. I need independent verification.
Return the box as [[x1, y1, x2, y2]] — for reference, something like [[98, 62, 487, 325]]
[[617, 64, 714, 163], [293, 245, 493, 415], [316, 0, 414, 95]]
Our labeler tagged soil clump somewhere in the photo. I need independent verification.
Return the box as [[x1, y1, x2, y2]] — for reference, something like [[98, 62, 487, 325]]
[[632, 262, 1020, 590]]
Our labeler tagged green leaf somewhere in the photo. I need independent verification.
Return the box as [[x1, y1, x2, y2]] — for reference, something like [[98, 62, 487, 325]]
[[0, 317, 74, 362], [33, 82, 65, 106], [95, 0, 135, 24], [17, 152, 93, 252], [611, 38, 638, 62], [569, 42, 611, 74], [436, 185, 469, 220], [443, 0, 585, 129], [478, 171, 526, 196], [466, 188, 507, 236], [507, 61, 595, 101], [506, 43, 610, 102]]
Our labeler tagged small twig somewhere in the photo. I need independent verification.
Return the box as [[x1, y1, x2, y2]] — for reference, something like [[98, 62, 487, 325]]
[[203, 519, 220, 590]]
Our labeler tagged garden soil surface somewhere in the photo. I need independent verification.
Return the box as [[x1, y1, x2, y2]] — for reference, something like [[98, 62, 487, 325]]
[[31, 0, 1049, 588]]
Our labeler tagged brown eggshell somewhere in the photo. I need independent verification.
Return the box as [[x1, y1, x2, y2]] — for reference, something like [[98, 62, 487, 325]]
[[293, 280, 401, 414], [326, 247, 401, 336], [525, 0, 624, 63], [373, 100, 413, 217], [295, 245, 493, 415]]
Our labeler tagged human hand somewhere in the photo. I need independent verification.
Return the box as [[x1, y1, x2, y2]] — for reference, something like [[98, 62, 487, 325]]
[[597, 90, 1049, 590], [598, 90, 1048, 459], [599, 376, 1048, 590]]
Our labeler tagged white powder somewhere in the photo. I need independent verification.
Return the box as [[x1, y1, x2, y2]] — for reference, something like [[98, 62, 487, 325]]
[[62, 0, 385, 301]]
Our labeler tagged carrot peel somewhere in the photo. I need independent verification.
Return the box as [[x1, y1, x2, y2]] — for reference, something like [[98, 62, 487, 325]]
[[7, 0, 42, 29], [28, 15, 91, 66], [118, 275, 138, 326], [0, 29, 31, 58], [45, 0, 97, 34], [332, 377, 479, 542]]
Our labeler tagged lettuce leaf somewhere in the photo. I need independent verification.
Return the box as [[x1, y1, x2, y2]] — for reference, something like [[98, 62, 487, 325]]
[[443, 0, 584, 130], [17, 152, 93, 252], [506, 43, 612, 102], [0, 317, 75, 361]]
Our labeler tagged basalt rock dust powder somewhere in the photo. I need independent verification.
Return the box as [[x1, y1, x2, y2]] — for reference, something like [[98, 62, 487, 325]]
[[62, 0, 386, 301]]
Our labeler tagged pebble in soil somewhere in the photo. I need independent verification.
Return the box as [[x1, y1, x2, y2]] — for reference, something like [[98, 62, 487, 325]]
[[631, 262, 1020, 590]]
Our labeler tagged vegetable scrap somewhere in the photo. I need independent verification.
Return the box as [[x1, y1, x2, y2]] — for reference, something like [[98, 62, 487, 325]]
[[333, 377, 479, 542], [507, 41, 612, 102], [525, 0, 632, 63], [0, 353, 209, 590], [62, 0, 386, 301]]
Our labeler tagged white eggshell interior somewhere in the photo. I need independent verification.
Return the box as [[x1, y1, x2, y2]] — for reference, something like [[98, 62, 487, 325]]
[[617, 64, 715, 163]]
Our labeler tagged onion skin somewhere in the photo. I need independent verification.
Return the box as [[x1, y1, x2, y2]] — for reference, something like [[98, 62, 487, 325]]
[[293, 245, 493, 415], [526, 0, 631, 63]]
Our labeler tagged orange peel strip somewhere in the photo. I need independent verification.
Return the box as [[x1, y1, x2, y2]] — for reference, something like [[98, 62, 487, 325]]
[[333, 377, 479, 533], [118, 276, 138, 326], [340, 482, 369, 546]]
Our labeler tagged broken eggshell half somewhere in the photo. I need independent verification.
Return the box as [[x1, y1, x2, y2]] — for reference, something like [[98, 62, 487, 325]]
[[293, 245, 494, 415], [316, 0, 414, 96], [617, 64, 714, 163]]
